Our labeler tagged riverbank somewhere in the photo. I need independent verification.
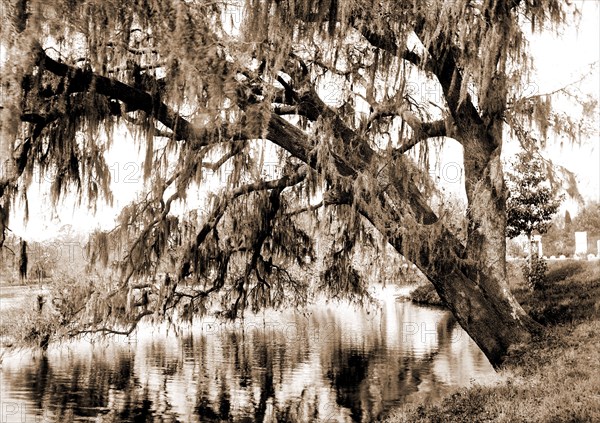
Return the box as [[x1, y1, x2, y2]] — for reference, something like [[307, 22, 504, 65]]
[[384, 260, 600, 422]]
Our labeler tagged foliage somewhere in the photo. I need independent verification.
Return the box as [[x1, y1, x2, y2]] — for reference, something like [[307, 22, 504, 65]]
[[0, 0, 595, 357], [0, 273, 116, 349], [26, 240, 56, 280], [506, 151, 563, 239], [0, 294, 57, 349], [542, 201, 600, 258], [520, 253, 547, 291], [573, 201, 600, 233], [505, 151, 562, 288], [409, 283, 444, 307], [541, 220, 575, 258], [0, 225, 89, 284], [564, 210, 572, 227], [506, 238, 527, 259]]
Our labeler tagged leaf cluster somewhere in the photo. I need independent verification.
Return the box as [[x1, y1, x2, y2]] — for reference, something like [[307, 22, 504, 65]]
[[506, 152, 563, 239]]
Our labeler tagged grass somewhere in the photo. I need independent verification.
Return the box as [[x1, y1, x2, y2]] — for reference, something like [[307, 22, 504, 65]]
[[385, 260, 600, 423]]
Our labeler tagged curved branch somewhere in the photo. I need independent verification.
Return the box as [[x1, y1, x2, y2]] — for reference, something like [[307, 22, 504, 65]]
[[285, 200, 324, 216], [352, 15, 484, 135], [394, 118, 449, 155], [69, 310, 153, 337], [201, 142, 247, 172]]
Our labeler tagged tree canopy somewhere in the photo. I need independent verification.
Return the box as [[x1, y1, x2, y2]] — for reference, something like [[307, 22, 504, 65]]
[[1, 0, 596, 367]]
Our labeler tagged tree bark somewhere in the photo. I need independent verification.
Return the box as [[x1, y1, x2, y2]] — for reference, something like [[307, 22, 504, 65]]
[[460, 136, 540, 364], [525, 232, 535, 289]]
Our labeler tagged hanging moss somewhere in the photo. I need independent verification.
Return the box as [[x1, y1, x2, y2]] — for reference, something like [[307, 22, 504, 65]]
[[18, 238, 28, 280], [0, 0, 589, 339]]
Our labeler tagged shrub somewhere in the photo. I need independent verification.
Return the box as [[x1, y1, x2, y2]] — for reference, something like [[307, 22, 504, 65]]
[[521, 254, 548, 291], [410, 283, 444, 307], [0, 296, 58, 349]]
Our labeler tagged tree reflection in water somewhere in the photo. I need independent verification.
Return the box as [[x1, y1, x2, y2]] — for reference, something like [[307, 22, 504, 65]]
[[0, 299, 496, 422]]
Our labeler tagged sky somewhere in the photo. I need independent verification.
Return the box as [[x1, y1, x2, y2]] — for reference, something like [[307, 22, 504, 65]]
[[415, 0, 600, 209], [518, 0, 599, 205], [7, 1, 600, 241]]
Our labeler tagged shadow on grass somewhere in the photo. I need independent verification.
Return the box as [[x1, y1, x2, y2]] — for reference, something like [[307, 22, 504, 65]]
[[518, 261, 600, 326]]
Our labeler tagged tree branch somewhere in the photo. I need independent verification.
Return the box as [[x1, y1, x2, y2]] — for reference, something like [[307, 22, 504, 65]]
[[273, 105, 301, 116], [285, 200, 324, 216], [201, 143, 246, 172], [394, 118, 449, 155], [180, 166, 309, 279], [69, 310, 153, 337], [27, 40, 443, 262], [352, 15, 483, 138], [33, 43, 233, 145], [271, 80, 438, 224]]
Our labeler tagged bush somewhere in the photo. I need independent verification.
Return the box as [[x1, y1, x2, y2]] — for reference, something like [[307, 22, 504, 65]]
[[409, 283, 444, 307], [507, 239, 527, 259], [0, 273, 96, 350], [522, 254, 548, 291]]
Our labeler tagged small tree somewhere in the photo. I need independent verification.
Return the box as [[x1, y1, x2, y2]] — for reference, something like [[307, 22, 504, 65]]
[[506, 152, 563, 289]]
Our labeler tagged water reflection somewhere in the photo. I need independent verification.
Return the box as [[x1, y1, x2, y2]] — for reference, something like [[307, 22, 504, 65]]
[[0, 288, 496, 422]]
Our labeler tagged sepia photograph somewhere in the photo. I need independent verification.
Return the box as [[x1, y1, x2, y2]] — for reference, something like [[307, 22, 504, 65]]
[[0, 0, 598, 422]]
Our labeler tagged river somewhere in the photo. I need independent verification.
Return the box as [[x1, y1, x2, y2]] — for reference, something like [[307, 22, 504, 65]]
[[0, 284, 497, 422]]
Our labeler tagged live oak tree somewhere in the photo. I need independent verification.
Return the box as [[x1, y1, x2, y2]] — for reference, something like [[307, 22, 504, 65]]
[[0, 0, 595, 367]]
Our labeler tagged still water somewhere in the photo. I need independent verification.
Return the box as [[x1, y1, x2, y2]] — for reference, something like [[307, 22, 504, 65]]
[[0, 285, 496, 422]]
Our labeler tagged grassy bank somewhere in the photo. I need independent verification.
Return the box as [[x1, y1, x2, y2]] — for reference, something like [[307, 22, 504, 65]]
[[385, 260, 600, 422]]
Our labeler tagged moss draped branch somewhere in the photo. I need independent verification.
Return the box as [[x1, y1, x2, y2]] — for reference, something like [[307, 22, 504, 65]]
[[179, 166, 309, 280]]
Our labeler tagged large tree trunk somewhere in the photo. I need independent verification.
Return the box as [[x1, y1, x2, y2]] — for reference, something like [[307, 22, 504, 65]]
[[352, 160, 539, 368], [459, 136, 540, 365]]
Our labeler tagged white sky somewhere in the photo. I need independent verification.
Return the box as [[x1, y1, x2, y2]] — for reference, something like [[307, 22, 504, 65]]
[[8, 1, 600, 241], [515, 0, 599, 205], [424, 0, 600, 208]]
